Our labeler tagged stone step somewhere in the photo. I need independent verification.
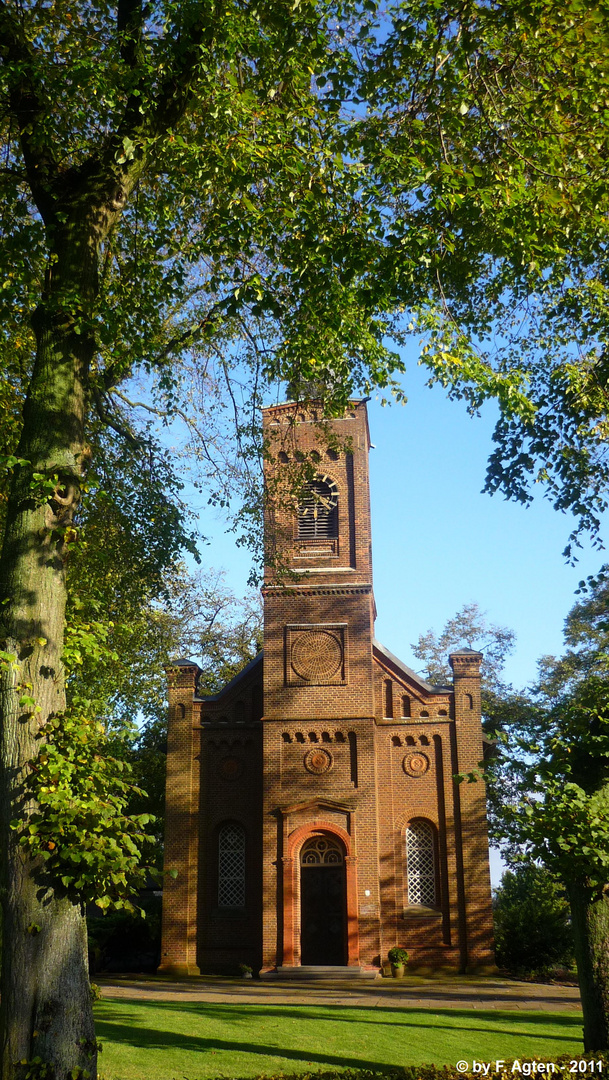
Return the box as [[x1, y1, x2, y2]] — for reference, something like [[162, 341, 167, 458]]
[[262, 966, 379, 980]]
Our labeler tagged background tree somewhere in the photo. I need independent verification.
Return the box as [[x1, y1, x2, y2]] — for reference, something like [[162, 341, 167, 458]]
[[412, 602, 515, 690], [493, 863, 574, 976], [491, 572, 609, 1049], [354, 0, 609, 555]]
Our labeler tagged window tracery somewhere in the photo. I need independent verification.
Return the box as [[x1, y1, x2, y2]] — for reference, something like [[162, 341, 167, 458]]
[[218, 823, 246, 908], [406, 820, 436, 906], [300, 836, 344, 865]]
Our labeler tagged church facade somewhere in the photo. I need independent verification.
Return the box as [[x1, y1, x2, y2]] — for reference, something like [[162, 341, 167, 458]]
[[159, 400, 495, 976]]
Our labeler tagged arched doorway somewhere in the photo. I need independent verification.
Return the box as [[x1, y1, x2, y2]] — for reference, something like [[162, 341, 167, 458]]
[[300, 835, 347, 965]]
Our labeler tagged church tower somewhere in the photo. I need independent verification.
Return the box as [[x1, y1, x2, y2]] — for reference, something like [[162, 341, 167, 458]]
[[260, 400, 380, 971]]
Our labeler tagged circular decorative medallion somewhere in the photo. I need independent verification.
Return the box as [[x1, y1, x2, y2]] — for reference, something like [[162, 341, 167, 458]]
[[291, 631, 343, 681], [304, 747, 333, 774], [219, 756, 243, 781], [402, 752, 430, 777]]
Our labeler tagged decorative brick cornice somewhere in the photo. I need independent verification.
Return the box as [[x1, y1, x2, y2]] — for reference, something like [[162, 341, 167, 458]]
[[449, 649, 482, 676], [263, 584, 372, 597]]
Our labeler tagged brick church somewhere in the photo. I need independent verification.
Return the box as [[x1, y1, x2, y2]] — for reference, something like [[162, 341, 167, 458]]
[[159, 400, 495, 977]]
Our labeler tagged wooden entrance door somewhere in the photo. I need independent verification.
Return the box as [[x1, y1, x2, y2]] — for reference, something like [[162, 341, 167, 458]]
[[300, 836, 347, 966]]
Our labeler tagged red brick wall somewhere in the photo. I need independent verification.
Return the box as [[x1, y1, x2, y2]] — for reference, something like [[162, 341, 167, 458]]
[[159, 401, 496, 976]]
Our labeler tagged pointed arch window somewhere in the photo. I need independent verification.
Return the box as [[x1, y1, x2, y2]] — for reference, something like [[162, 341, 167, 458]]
[[406, 820, 436, 907], [297, 477, 338, 539], [218, 823, 246, 908]]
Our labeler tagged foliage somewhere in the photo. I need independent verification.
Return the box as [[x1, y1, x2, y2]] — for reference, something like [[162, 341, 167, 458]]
[[88, 893, 162, 975], [491, 572, 609, 892], [353, 0, 609, 551], [493, 863, 574, 975], [387, 947, 409, 965], [496, 681, 609, 894], [412, 602, 515, 690], [14, 712, 159, 914]]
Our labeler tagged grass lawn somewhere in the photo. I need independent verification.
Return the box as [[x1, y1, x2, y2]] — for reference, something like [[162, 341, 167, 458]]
[[94, 999, 583, 1080]]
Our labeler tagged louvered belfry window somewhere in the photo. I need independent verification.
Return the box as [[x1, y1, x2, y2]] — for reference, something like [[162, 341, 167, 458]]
[[297, 478, 338, 539], [406, 820, 436, 906], [218, 823, 246, 908]]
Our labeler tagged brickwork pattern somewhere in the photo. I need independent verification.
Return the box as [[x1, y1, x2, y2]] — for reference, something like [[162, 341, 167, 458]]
[[159, 400, 496, 977]]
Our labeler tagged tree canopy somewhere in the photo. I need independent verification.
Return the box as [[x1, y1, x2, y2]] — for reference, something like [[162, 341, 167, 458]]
[[352, 0, 609, 552], [2, 0, 609, 1074]]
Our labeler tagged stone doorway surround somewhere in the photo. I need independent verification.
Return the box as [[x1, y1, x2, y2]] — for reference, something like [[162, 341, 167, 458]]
[[281, 822, 359, 969], [300, 836, 347, 965]]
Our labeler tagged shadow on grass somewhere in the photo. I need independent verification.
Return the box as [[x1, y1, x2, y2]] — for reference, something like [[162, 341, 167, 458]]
[[95, 1000, 582, 1072], [97, 999, 583, 1032]]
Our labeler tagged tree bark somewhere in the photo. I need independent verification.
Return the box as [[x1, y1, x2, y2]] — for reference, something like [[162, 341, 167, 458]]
[[567, 880, 609, 1052], [0, 219, 100, 1079], [0, 7, 215, 1076]]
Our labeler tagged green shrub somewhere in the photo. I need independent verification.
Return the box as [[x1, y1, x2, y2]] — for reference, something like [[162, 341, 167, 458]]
[[493, 863, 574, 975], [87, 890, 161, 973], [387, 947, 409, 964]]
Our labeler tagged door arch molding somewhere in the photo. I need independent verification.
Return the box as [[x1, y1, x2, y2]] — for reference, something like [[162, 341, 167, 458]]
[[282, 821, 359, 966]]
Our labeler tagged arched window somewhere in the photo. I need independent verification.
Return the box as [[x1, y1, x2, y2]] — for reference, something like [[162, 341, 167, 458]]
[[384, 679, 393, 718], [401, 695, 411, 718], [406, 820, 436, 907], [300, 835, 344, 865], [218, 823, 246, 908], [297, 477, 338, 539]]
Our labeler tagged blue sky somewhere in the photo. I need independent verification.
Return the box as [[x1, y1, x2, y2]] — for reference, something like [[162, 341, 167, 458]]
[[194, 347, 607, 693]]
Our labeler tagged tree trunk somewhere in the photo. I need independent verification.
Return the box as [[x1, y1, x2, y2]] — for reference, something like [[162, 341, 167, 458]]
[[0, 221, 99, 1079], [567, 880, 609, 1052]]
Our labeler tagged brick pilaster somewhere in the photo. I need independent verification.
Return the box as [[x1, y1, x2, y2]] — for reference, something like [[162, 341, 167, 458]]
[[158, 660, 202, 975], [449, 650, 496, 972]]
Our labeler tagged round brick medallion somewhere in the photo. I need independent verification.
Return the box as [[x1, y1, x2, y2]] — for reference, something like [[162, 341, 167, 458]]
[[402, 752, 430, 777], [304, 748, 333, 774], [291, 631, 342, 681], [219, 756, 243, 781]]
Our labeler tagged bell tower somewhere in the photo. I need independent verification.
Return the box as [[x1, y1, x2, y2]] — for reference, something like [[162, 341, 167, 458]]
[[260, 399, 382, 973], [262, 399, 376, 720]]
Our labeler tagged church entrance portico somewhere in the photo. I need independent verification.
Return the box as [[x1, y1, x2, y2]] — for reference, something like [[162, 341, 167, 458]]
[[300, 836, 347, 965]]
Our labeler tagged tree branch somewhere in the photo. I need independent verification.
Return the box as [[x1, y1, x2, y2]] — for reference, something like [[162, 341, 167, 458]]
[[91, 386, 144, 449], [0, 1, 59, 221]]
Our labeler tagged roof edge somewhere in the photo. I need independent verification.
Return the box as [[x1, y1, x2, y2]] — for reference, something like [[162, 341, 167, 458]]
[[195, 650, 263, 702], [373, 639, 452, 695]]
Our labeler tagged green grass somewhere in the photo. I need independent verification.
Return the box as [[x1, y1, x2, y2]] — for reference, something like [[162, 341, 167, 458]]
[[94, 999, 584, 1080]]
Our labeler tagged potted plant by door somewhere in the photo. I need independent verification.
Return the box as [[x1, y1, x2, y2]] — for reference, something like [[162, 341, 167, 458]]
[[388, 947, 409, 978]]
